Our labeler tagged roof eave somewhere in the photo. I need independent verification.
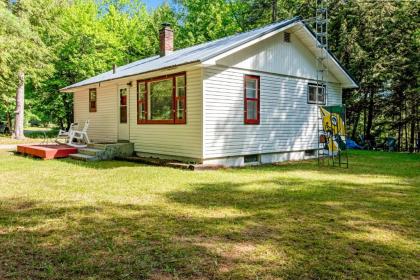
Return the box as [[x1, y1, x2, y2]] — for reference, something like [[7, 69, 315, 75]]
[[342, 82, 359, 89], [300, 21, 359, 88], [59, 61, 201, 93]]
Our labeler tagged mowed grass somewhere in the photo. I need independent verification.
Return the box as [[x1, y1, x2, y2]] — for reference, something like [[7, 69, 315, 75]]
[[0, 127, 57, 145], [0, 135, 45, 145], [0, 150, 419, 279]]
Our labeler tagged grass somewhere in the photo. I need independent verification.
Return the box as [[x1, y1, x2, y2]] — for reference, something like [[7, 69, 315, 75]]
[[0, 127, 58, 145], [0, 150, 419, 279]]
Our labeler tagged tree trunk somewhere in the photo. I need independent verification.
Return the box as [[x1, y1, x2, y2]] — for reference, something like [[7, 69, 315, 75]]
[[351, 109, 360, 139], [362, 91, 368, 141], [13, 71, 25, 140], [409, 101, 416, 153], [271, 0, 277, 23], [417, 131, 420, 152], [397, 110, 402, 152], [59, 119, 64, 130], [366, 89, 375, 142], [6, 111, 11, 133]]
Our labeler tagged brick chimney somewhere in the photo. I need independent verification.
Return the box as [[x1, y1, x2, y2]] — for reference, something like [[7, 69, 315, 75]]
[[159, 23, 173, 56]]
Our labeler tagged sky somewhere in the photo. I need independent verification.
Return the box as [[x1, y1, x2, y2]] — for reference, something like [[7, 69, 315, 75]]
[[143, 0, 168, 9]]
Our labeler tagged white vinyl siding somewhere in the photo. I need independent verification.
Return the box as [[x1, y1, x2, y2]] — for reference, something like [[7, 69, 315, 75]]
[[129, 69, 203, 159], [217, 31, 339, 83], [73, 85, 118, 143], [203, 66, 342, 159]]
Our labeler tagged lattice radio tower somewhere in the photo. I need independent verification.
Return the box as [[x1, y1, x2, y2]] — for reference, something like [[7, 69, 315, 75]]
[[315, 0, 328, 92], [316, 0, 329, 165]]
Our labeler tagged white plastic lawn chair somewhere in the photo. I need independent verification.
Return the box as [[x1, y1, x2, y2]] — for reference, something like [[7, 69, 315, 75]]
[[55, 122, 79, 144], [67, 120, 90, 148]]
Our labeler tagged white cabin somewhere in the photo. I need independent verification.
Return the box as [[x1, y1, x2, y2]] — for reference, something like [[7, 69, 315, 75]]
[[61, 17, 357, 167]]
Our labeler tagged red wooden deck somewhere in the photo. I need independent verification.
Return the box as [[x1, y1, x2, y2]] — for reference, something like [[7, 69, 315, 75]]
[[17, 144, 78, 160]]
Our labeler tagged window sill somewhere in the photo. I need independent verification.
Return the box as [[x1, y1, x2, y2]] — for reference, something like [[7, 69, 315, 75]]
[[308, 102, 326, 105], [137, 121, 186, 125]]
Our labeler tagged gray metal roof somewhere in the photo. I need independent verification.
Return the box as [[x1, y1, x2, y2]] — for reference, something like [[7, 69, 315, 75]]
[[62, 17, 301, 90]]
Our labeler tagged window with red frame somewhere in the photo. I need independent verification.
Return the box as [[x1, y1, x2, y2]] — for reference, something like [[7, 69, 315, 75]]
[[89, 88, 97, 112], [244, 75, 260, 124], [119, 88, 128, 123], [175, 75, 186, 123], [137, 73, 186, 124]]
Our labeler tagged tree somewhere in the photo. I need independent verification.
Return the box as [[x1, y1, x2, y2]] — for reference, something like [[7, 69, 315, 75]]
[[33, 0, 129, 129], [174, 0, 241, 48], [384, 0, 419, 151], [0, 1, 52, 139]]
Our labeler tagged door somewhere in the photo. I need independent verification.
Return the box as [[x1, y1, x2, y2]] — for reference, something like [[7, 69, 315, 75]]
[[118, 87, 129, 141]]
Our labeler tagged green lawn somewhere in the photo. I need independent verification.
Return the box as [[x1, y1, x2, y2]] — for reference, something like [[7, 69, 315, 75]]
[[0, 127, 57, 145], [0, 136, 44, 145], [0, 150, 419, 279]]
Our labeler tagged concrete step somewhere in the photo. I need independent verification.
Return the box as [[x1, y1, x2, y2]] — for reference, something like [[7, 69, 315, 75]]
[[85, 142, 134, 160], [79, 148, 104, 156], [69, 153, 97, 161], [87, 143, 107, 149]]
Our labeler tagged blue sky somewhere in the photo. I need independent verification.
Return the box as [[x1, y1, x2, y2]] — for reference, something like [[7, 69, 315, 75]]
[[143, 0, 168, 9]]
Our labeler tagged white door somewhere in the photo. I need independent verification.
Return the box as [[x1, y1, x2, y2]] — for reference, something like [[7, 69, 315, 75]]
[[118, 86, 129, 141]]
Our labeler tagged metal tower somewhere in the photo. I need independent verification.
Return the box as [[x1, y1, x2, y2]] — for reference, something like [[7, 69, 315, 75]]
[[316, 0, 329, 165], [315, 0, 328, 83], [315, 0, 348, 168]]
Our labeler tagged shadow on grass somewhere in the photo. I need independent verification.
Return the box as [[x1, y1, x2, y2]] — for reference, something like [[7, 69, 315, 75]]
[[10, 153, 142, 170], [0, 172, 418, 279], [59, 158, 144, 170], [1, 151, 418, 278]]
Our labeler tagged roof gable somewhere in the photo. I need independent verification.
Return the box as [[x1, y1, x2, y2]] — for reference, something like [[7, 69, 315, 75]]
[[215, 29, 340, 83], [202, 23, 357, 88]]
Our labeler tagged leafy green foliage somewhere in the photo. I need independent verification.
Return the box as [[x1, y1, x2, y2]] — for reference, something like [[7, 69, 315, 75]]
[[174, 0, 241, 47], [0, 1, 52, 125]]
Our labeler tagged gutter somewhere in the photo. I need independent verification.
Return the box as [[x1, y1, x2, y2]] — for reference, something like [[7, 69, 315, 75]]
[[60, 61, 201, 93]]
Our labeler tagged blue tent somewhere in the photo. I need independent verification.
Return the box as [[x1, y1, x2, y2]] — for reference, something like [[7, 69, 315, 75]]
[[346, 139, 362, 149]]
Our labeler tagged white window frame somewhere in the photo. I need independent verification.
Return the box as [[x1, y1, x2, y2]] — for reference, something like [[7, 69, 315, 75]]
[[308, 83, 326, 105]]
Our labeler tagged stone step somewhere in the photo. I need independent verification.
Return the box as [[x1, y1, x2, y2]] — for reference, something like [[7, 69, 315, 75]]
[[87, 143, 107, 149], [79, 148, 104, 156], [83, 142, 134, 160], [69, 153, 97, 161]]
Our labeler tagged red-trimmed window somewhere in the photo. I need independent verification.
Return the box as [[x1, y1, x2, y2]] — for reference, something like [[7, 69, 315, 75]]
[[89, 88, 97, 112], [244, 75, 260, 124], [175, 74, 186, 123], [137, 82, 147, 123], [119, 88, 128, 123], [137, 72, 186, 124]]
